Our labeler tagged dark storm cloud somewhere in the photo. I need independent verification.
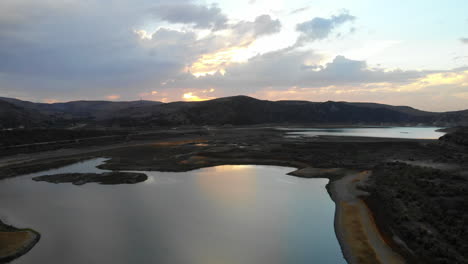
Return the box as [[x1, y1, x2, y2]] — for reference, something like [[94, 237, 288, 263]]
[[296, 11, 355, 43], [151, 3, 228, 30]]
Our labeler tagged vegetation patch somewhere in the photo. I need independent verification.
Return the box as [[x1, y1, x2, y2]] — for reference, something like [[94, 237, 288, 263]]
[[33, 172, 148, 185], [365, 162, 468, 264]]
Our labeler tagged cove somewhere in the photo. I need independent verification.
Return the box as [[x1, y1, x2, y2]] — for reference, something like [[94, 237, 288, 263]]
[[0, 158, 346, 264]]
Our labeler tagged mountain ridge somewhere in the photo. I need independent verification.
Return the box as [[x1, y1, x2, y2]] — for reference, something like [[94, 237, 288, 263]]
[[0, 95, 467, 128]]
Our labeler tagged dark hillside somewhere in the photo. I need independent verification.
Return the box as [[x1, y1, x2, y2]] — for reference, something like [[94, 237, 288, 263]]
[[1, 96, 467, 127], [0, 101, 47, 128]]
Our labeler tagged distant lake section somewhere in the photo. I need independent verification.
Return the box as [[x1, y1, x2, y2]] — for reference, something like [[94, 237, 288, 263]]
[[281, 127, 445, 139], [0, 159, 346, 264]]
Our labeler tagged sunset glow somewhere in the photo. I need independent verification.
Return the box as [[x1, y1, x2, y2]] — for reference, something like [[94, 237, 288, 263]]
[[190, 47, 253, 76], [0, 0, 466, 110], [182, 92, 214, 101], [1, 2, 467, 264]]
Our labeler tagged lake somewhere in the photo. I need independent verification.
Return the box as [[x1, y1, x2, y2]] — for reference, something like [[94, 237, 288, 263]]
[[282, 126, 445, 139], [0, 159, 346, 264]]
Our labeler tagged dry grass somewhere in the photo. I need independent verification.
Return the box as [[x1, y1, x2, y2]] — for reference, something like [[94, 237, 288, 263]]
[[0, 231, 34, 258]]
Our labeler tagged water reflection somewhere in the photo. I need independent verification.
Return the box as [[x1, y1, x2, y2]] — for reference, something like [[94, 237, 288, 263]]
[[0, 159, 346, 264], [285, 126, 445, 139], [195, 165, 257, 207]]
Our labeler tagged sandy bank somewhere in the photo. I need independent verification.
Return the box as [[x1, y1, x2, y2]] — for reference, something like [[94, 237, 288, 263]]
[[0, 229, 40, 263], [329, 171, 405, 264]]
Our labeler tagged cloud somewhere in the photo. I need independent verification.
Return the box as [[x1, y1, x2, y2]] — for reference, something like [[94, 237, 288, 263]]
[[303, 55, 424, 84], [290, 6, 310, 15], [230, 15, 281, 39], [151, 3, 228, 30], [461, 38, 468, 44], [161, 48, 428, 98], [147, 28, 200, 62], [158, 48, 468, 111], [253, 15, 282, 36], [146, 15, 282, 76], [0, 0, 285, 102], [296, 11, 355, 43], [0, 1, 465, 111], [0, 0, 191, 101], [0, 0, 184, 79], [235, 64, 468, 112], [250, 70, 468, 112]]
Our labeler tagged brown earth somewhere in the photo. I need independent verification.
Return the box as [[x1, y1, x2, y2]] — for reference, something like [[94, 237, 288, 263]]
[[0, 220, 40, 263]]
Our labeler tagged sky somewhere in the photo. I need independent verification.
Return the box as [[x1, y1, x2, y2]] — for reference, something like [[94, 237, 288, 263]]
[[0, 0, 467, 111]]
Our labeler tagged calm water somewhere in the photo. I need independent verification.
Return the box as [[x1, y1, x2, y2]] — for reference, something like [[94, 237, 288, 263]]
[[283, 126, 445, 139], [0, 159, 346, 264]]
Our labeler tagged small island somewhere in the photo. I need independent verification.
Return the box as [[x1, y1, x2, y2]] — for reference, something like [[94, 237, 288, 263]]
[[32, 172, 148, 185]]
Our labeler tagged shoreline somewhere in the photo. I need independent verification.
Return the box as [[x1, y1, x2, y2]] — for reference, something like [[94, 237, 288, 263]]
[[328, 172, 405, 264], [290, 167, 406, 264], [2, 128, 462, 263], [0, 158, 404, 264]]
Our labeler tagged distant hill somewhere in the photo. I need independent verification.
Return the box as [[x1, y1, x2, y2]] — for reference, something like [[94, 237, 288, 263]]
[[0, 100, 48, 128], [103, 96, 467, 126], [0, 97, 162, 121], [0, 95, 467, 128], [344, 102, 435, 116]]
